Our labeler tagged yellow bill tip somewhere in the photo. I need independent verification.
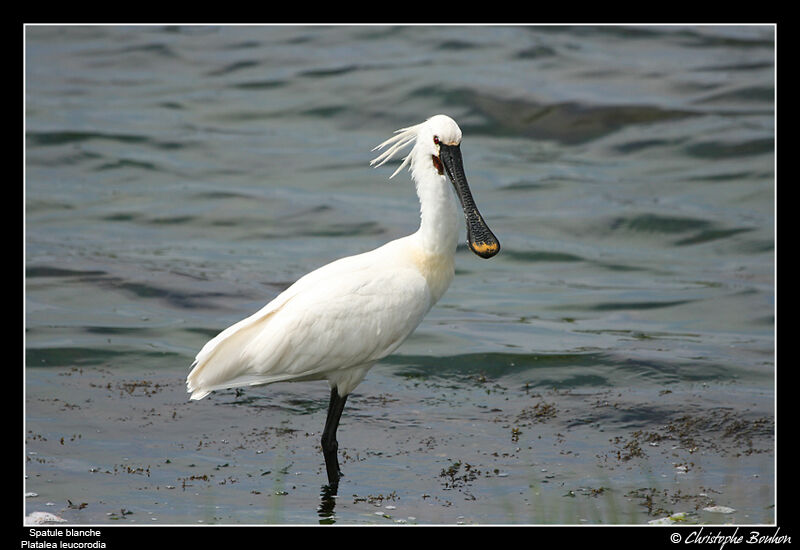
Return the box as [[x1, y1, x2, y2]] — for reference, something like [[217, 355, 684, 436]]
[[469, 240, 500, 259]]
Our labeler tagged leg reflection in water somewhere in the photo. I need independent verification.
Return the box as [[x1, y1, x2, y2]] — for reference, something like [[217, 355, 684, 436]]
[[317, 483, 339, 524]]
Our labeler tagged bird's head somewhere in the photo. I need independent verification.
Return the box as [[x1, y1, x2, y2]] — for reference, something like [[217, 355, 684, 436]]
[[371, 115, 500, 259]]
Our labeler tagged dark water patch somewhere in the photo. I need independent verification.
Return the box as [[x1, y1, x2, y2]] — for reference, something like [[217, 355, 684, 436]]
[[282, 33, 315, 45], [579, 299, 695, 312], [27, 347, 117, 367], [116, 42, 178, 58], [277, 204, 333, 223], [192, 190, 268, 201], [675, 227, 754, 246], [150, 140, 187, 151], [608, 214, 758, 247], [77, 41, 179, 59], [300, 105, 349, 119], [248, 220, 386, 239], [695, 61, 774, 72], [526, 25, 666, 44], [95, 159, 159, 172], [498, 180, 561, 191], [385, 351, 606, 379], [669, 80, 722, 95], [50, 270, 242, 310], [26, 346, 183, 368], [102, 212, 141, 222], [351, 26, 407, 41], [386, 351, 738, 389], [206, 60, 261, 77], [614, 137, 685, 154], [27, 149, 104, 168], [607, 356, 738, 385], [25, 199, 72, 213], [694, 85, 774, 105], [27, 266, 107, 278], [159, 25, 219, 36], [148, 215, 197, 225], [610, 213, 709, 234], [27, 130, 186, 152], [99, 210, 212, 227], [298, 220, 385, 238], [571, 25, 670, 40], [224, 40, 262, 50], [593, 262, 648, 273], [210, 218, 242, 227], [753, 315, 774, 326], [412, 87, 696, 145], [674, 30, 774, 50], [502, 249, 584, 263], [684, 137, 773, 159], [438, 39, 480, 51], [571, 401, 676, 431], [211, 110, 279, 123], [82, 325, 155, 336], [232, 79, 287, 90], [27, 131, 148, 147], [687, 171, 758, 182], [575, 328, 701, 341], [216, 392, 327, 416], [158, 101, 184, 110], [114, 280, 230, 309], [116, 280, 175, 300], [574, 68, 631, 80], [276, 205, 333, 219], [513, 45, 557, 59], [731, 238, 773, 254], [299, 65, 359, 78]]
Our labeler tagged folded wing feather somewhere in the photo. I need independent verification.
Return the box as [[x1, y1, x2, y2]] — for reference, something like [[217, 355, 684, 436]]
[[187, 240, 431, 399]]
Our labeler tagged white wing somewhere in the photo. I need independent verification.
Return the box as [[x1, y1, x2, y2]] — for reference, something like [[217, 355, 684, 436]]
[[186, 239, 431, 399]]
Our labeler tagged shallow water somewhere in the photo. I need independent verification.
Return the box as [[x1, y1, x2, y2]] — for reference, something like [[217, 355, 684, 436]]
[[25, 24, 775, 525]]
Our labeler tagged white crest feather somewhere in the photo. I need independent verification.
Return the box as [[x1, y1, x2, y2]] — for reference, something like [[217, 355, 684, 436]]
[[369, 122, 421, 179]]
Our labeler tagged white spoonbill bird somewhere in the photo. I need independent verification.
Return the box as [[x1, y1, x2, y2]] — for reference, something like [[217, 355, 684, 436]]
[[186, 114, 500, 486]]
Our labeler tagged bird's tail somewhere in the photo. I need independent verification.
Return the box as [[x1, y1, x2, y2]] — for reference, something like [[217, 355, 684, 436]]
[[186, 308, 280, 400]]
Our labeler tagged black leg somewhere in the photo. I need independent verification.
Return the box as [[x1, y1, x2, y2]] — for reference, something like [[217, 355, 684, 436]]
[[321, 386, 348, 487]]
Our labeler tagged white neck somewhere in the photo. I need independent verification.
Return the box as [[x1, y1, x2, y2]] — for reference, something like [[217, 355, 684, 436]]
[[411, 158, 460, 258]]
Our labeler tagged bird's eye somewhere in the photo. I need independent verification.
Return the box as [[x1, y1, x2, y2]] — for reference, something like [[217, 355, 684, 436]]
[[433, 136, 439, 145]]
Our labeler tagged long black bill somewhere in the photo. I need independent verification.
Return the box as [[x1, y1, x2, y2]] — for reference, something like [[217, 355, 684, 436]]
[[439, 143, 500, 259]]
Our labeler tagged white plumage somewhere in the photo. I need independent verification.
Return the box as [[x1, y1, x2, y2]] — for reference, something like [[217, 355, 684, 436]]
[[186, 114, 499, 486], [187, 237, 435, 399]]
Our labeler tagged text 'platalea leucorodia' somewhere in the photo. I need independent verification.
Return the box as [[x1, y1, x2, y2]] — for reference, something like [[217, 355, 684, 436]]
[[186, 114, 500, 487]]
